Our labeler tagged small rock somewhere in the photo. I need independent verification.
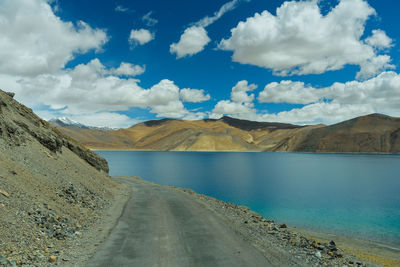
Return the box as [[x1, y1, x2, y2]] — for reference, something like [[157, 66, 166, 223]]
[[6, 91, 15, 98], [315, 251, 322, 259], [279, 223, 287, 228], [49, 255, 57, 263], [0, 189, 10, 198]]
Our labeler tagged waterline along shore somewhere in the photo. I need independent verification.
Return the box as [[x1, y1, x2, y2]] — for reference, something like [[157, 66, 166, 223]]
[[65, 176, 399, 267]]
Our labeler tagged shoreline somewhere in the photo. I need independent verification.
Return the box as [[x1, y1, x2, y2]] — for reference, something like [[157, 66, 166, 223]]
[[289, 227, 400, 267], [90, 148, 400, 155], [168, 181, 400, 267], [65, 176, 400, 267]]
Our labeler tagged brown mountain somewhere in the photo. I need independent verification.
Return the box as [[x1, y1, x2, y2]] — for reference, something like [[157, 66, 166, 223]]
[[49, 116, 320, 151], [50, 113, 400, 153], [292, 113, 400, 153]]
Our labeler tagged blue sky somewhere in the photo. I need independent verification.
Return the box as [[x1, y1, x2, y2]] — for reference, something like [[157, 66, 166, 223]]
[[1, 0, 400, 127]]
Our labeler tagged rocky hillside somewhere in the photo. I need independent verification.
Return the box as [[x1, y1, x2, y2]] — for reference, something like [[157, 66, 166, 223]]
[[292, 113, 400, 153], [0, 90, 122, 266], [51, 113, 400, 153]]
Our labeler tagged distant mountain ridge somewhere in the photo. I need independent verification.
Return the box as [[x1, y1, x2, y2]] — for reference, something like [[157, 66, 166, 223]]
[[49, 117, 112, 130], [50, 113, 400, 153]]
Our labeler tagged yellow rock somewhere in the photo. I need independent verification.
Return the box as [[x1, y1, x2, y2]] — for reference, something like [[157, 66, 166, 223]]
[[49, 255, 57, 263], [0, 189, 10, 198]]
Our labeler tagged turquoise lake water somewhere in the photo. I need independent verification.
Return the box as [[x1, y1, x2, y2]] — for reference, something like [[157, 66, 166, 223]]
[[95, 151, 400, 246]]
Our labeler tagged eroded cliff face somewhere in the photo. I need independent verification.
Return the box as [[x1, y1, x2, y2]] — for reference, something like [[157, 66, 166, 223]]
[[0, 90, 108, 173], [0, 90, 121, 265]]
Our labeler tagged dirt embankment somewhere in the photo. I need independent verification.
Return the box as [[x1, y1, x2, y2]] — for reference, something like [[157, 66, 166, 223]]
[[0, 90, 125, 266]]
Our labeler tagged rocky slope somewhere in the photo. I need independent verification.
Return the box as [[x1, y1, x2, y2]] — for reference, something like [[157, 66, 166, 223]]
[[0, 90, 123, 266], [51, 114, 400, 153], [291, 113, 400, 153]]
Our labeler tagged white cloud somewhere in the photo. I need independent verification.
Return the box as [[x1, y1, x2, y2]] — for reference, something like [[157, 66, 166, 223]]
[[180, 88, 210, 103], [211, 100, 255, 119], [0, 0, 204, 128], [111, 62, 145, 77], [142, 11, 158, 26], [0, 0, 108, 77], [211, 71, 400, 125], [258, 80, 321, 104], [210, 80, 256, 119], [259, 71, 400, 110], [115, 5, 130, 13], [231, 80, 257, 103], [256, 102, 374, 125], [219, 0, 394, 79], [170, 26, 211, 58], [365, 29, 393, 49], [170, 0, 247, 58], [11, 59, 207, 126], [129, 29, 154, 46], [197, 0, 246, 28], [183, 112, 208, 121], [255, 71, 400, 124]]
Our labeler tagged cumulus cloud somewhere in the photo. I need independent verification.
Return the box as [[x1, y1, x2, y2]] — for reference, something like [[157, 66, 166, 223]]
[[219, 0, 394, 79], [180, 88, 210, 103], [365, 30, 393, 50], [255, 71, 400, 124], [211, 80, 257, 119], [12, 59, 208, 126], [170, 26, 211, 58], [142, 11, 158, 26], [255, 102, 374, 125], [111, 63, 145, 77], [210, 71, 400, 125], [211, 100, 255, 119], [170, 0, 247, 58], [258, 81, 321, 104], [129, 29, 154, 46], [0, 0, 108, 77], [231, 80, 257, 103]]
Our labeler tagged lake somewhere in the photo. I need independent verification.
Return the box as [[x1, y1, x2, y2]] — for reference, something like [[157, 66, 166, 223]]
[[95, 151, 400, 246]]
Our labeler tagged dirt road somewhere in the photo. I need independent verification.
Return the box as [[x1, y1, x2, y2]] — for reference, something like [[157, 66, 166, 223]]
[[88, 177, 272, 267]]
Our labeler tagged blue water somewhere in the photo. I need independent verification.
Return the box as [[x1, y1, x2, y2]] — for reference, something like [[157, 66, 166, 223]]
[[95, 151, 400, 246]]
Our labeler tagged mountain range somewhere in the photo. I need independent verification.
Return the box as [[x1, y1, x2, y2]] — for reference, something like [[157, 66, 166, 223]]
[[49, 114, 400, 153]]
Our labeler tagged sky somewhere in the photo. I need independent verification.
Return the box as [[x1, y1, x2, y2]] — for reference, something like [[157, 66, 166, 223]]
[[1, 0, 400, 128]]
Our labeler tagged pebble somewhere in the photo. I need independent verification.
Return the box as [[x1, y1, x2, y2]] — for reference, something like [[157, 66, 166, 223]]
[[0, 189, 10, 198], [48, 255, 57, 263], [315, 251, 322, 259]]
